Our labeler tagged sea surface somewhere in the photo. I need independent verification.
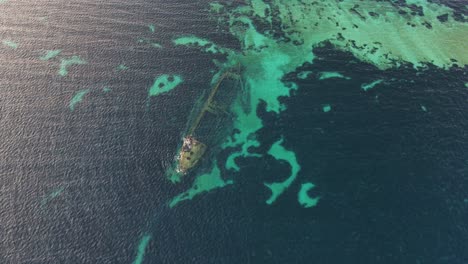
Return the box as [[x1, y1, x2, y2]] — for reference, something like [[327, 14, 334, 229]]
[[0, 0, 467, 263]]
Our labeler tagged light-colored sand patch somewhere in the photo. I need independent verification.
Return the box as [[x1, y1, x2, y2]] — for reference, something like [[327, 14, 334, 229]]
[[59, 56, 86, 76], [148, 74, 183, 97], [169, 162, 233, 207], [298, 182, 320, 208], [264, 138, 301, 204], [322, 104, 332, 113], [39, 50, 61, 61], [361, 80, 383, 91], [2, 40, 18, 49], [132, 234, 152, 264], [69, 89, 90, 111]]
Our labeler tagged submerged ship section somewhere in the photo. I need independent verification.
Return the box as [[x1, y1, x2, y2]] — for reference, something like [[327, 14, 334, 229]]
[[174, 67, 241, 177]]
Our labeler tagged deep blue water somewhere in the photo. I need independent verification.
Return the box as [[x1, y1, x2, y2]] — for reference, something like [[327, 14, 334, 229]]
[[0, 1, 467, 263]]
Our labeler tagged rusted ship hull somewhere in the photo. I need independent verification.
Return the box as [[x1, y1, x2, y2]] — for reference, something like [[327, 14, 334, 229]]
[[175, 66, 241, 175], [176, 136, 207, 174]]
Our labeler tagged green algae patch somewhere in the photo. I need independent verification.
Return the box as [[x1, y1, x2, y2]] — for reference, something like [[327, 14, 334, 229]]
[[218, 13, 314, 172], [219, 14, 312, 173], [227, 0, 468, 70], [69, 89, 90, 111], [318, 71, 350, 80], [173, 36, 232, 55], [297, 71, 313, 80], [225, 149, 262, 171], [165, 165, 183, 184], [59, 56, 86, 77], [102, 87, 111, 93], [251, 0, 270, 19], [116, 64, 128, 71], [40, 187, 65, 207], [137, 38, 162, 48], [361, 79, 383, 91], [298, 183, 320, 208], [148, 74, 183, 97], [209, 2, 224, 13], [148, 24, 155, 33], [264, 138, 301, 205], [39, 50, 61, 61], [322, 104, 332, 113], [150, 43, 162, 48], [2, 40, 18, 49], [132, 234, 152, 264], [169, 163, 233, 208]]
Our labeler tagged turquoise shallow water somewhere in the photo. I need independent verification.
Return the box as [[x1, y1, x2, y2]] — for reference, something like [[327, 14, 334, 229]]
[[0, 0, 467, 263]]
